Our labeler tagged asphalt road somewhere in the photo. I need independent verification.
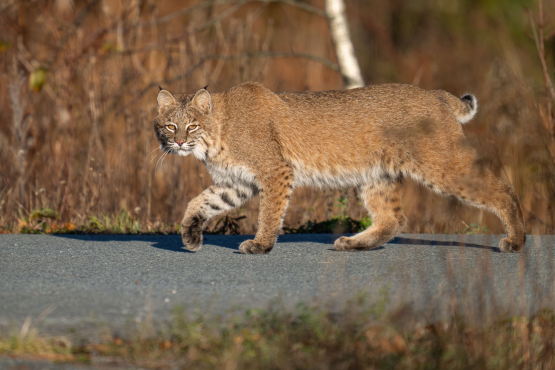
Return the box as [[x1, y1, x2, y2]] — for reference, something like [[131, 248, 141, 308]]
[[1, 233, 554, 334]]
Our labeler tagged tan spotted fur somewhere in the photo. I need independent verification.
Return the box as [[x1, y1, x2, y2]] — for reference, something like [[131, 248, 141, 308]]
[[154, 82, 525, 254]]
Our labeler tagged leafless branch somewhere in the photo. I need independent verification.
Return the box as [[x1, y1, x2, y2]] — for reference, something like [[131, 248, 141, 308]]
[[528, 2, 555, 104], [196, 0, 249, 32], [527, 1, 555, 161], [134, 51, 340, 101], [140, 0, 326, 28], [7, 57, 31, 207]]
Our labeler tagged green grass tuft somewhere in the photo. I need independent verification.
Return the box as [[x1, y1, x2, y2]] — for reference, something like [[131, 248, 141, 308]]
[[284, 215, 372, 234]]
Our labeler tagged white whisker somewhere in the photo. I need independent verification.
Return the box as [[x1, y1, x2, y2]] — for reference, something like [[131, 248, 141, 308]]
[[149, 150, 163, 166], [155, 148, 171, 172], [160, 150, 170, 169], [145, 146, 161, 161]]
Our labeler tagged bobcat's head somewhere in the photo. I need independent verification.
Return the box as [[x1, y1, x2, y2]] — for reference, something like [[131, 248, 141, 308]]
[[154, 87, 213, 159]]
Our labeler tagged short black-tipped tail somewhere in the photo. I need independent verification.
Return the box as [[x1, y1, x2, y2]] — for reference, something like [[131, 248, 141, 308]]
[[431, 90, 478, 124], [457, 94, 478, 124]]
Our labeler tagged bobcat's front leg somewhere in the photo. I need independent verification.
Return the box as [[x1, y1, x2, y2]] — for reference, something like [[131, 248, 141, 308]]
[[182, 185, 254, 251], [239, 168, 293, 255]]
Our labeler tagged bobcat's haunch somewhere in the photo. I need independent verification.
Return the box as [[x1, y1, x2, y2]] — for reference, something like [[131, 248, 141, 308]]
[[153, 82, 525, 254]]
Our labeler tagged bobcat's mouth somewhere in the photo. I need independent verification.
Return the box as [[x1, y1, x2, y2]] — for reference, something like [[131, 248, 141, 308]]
[[167, 142, 193, 157], [175, 147, 191, 157]]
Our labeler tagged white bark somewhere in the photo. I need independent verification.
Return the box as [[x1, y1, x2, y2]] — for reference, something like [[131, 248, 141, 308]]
[[325, 0, 364, 89]]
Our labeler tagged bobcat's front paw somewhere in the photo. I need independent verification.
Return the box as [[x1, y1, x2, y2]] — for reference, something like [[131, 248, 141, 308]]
[[181, 215, 205, 252], [239, 240, 273, 254], [499, 238, 524, 253]]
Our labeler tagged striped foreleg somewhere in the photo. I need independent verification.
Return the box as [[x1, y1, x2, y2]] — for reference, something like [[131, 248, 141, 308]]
[[181, 184, 254, 251]]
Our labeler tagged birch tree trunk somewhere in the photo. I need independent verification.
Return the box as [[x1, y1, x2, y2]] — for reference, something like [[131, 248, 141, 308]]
[[325, 0, 364, 89]]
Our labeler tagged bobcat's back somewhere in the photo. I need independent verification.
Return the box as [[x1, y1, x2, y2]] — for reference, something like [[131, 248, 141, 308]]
[[269, 83, 474, 188]]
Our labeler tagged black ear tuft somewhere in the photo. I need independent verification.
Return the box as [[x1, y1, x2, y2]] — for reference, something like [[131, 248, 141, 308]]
[[203, 85, 209, 91], [158, 85, 163, 91]]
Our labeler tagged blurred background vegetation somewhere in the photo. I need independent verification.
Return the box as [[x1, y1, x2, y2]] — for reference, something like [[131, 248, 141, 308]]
[[0, 0, 554, 235]]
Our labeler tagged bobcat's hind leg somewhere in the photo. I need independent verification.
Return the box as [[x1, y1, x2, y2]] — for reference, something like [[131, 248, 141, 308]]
[[427, 169, 525, 252], [182, 184, 255, 251], [335, 175, 406, 251]]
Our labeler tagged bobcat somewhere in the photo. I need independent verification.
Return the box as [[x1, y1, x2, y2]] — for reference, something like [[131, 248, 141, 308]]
[[154, 82, 525, 254]]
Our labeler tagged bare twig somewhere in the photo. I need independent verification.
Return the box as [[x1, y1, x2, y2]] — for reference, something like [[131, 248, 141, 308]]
[[7, 57, 31, 208], [74, 0, 326, 49], [527, 1, 555, 163], [528, 2, 555, 104], [538, 1, 555, 104], [272, 0, 327, 17], [140, 0, 326, 28], [196, 0, 249, 32], [133, 50, 340, 102]]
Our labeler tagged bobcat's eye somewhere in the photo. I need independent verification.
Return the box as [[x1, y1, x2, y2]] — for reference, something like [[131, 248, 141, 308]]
[[166, 124, 177, 131], [188, 125, 199, 132]]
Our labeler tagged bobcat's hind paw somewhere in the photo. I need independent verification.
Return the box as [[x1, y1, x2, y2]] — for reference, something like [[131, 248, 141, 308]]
[[239, 240, 273, 254], [334, 236, 380, 251], [499, 238, 524, 253]]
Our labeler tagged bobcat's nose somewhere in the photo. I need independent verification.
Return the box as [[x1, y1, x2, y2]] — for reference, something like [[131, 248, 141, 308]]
[[175, 139, 185, 146]]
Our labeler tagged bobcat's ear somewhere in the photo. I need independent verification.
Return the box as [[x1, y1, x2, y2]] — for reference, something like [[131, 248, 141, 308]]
[[192, 88, 212, 115], [157, 89, 177, 115]]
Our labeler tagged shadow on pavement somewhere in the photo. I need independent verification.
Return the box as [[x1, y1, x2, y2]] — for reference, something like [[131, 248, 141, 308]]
[[53, 234, 249, 253], [53, 233, 499, 253], [389, 236, 500, 252]]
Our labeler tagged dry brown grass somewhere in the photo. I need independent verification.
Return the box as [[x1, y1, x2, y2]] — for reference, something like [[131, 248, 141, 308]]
[[0, 0, 554, 235], [2, 297, 555, 369]]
